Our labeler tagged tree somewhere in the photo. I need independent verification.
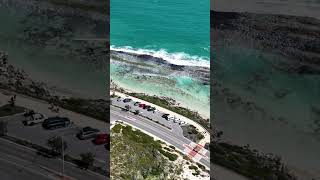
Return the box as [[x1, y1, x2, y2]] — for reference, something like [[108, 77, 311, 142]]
[[47, 136, 67, 155], [125, 105, 131, 111], [79, 152, 95, 169], [0, 121, 8, 136], [134, 110, 140, 115]]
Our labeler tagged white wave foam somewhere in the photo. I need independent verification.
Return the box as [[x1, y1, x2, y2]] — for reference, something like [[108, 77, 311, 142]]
[[110, 45, 210, 68]]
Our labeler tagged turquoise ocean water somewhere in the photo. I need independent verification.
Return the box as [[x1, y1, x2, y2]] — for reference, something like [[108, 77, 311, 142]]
[[110, 0, 210, 67], [110, 0, 210, 116]]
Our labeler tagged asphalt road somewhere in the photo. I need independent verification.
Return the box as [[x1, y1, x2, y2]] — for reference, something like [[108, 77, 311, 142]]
[[110, 99, 249, 180], [110, 105, 210, 168], [0, 138, 106, 180]]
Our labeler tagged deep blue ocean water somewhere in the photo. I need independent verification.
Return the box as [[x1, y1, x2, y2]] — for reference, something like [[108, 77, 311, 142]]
[[110, 0, 210, 67]]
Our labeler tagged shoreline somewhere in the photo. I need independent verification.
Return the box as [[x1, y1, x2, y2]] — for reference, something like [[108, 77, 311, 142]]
[[110, 74, 210, 119], [111, 81, 210, 120]]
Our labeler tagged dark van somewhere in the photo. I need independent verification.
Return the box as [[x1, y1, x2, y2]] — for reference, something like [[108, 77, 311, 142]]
[[42, 117, 71, 130]]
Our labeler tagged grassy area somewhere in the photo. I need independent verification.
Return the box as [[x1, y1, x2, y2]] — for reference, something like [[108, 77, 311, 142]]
[[55, 98, 108, 122], [128, 93, 210, 129], [111, 124, 182, 179], [0, 104, 25, 117]]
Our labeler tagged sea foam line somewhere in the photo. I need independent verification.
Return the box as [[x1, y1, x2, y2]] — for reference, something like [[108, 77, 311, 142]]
[[111, 45, 210, 68]]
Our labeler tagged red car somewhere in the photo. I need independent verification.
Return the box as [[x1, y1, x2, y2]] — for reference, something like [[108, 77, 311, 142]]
[[138, 103, 146, 108], [92, 133, 109, 145]]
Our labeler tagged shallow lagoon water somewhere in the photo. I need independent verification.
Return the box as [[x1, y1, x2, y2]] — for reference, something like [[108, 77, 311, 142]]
[[110, 0, 210, 117], [111, 63, 210, 118]]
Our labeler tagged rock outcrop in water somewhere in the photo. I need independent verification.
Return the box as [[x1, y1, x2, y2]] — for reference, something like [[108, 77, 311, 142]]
[[111, 50, 210, 85], [211, 11, 320, 74]]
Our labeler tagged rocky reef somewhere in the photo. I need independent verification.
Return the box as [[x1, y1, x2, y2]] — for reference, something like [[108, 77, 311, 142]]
[[111, 50, 210, 85]]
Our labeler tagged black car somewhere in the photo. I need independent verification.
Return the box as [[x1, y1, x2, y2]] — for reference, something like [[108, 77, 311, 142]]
[[162, 114, 169, 120], [134, 102, 140, 106], [147, 107, 156, 111], [143, 105, 151, 109], [123, 98, 132, 103], [42, 117, 71, 130], [76, 127, 100, 140]]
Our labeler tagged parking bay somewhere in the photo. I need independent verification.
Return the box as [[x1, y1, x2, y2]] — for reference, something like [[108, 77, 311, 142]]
[[5, 114, 108, 168]]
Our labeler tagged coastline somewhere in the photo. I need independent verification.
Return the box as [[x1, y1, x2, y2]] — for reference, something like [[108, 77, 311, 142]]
[[110, 50, 210, 119]]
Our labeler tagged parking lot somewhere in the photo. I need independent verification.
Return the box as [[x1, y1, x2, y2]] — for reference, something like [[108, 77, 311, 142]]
[[110, 96, 185, 135], [4, 114, 108, 168]]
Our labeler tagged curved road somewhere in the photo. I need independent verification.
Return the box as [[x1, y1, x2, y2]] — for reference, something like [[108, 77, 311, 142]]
[[110, 106, 210, 168]]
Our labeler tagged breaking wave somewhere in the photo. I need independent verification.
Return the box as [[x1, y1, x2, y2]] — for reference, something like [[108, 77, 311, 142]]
[[111, 45, 210, 68]]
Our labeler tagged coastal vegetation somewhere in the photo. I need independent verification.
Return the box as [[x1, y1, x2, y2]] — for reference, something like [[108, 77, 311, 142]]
[[54, 98, 109, 122], [111, 124, 183, 179], [49, 0, 108, 14], [211, 142, 297, 180]]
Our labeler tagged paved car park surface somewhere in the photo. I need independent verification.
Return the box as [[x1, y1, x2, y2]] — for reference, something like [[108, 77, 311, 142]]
[[5, 114, 108, 168], [111, 96, 185, 136]]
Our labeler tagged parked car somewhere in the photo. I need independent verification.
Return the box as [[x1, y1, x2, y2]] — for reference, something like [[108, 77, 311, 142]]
[[134, 102, 140, 106], [23, 113, 46, 126], [143, 105, 151, 109], [92, 133, 109, 145], [42, 117, 71, 130], [76, 126, 100, 140], [123, 98, 132, 103], [147, 107, 156, 111], [162, 114, 169, 120], [139, 103, 146, 108]]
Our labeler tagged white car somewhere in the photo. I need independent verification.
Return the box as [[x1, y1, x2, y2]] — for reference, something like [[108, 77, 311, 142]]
[[23, 113, 46, 126]]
